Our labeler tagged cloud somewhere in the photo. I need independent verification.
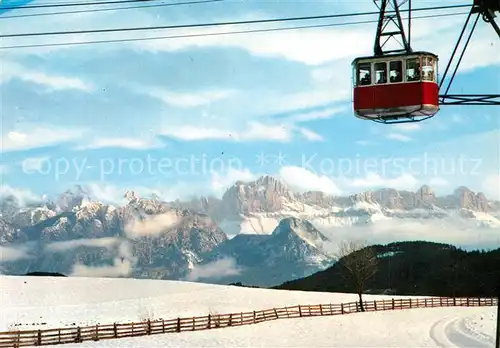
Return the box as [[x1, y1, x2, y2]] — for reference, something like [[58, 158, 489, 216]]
[[319, 217, 500, 252], [184, 257, 242, 281], [1, 61, 93, 92], [44, 237, 123, 253], [279, 166, 342, 195], [298, 128, 323, 141], [139, 86, 235, 108], [74, 137, 165, 150], [83, 183, 129, 205], [285, 106, 347, 123], [161, 122, 292, 142], [348, 173, 419, 191], [482, 174, 500, 201], [0, 244, 33, 262], [124, 211, 183, 239], [386, 133, 412, 142], [0, 185, 41, 206], [70, 240, 136, 277], [2, 124, 87, 152], [71, 258, 134, 277], [136, 23, 374, 66]]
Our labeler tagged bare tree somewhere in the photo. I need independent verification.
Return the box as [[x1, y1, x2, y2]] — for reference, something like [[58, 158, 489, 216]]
[[334, 239, 378, 312]]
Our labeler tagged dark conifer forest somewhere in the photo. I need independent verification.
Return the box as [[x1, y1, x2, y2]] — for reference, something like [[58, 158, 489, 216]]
[[273, 241, 500, 297]]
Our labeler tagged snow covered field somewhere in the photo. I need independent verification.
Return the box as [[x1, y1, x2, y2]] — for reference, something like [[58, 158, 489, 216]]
[[61, 307, 497, 348], [0, 275, 421, 331], [0, 275, 496, 347]]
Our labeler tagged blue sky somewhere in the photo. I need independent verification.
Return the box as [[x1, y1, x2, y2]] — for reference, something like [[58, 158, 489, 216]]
[[1, 0, 499, 205]]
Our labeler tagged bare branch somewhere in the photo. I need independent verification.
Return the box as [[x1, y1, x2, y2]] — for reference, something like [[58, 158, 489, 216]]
[[334, 239, 378, 312]]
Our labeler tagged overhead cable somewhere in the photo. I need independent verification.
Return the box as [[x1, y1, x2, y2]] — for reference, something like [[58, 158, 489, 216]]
[[0, 0, 223, 19], [0, 11, 469, 49], [1, 0, 177, 10], [0, 4, 471, 38]]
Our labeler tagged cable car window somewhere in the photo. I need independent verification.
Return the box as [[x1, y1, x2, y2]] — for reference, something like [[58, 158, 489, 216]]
[[422, 56, 435, 82], [389, 61, 403, 83], [357, 63, 372, 86], [406, 58, 420, 81], [374, 62, 387, 84]]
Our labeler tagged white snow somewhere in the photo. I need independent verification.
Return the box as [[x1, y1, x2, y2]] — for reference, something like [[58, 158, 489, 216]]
[[0, 275, 417, 331], [464, 310, 497, 342], [58, 307, 497, 347], [0, 275, 496, 347]]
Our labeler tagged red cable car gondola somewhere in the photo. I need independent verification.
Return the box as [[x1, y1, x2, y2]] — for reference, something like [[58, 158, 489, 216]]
[[351, 0, 500, 124], [351, 0, 443, 124], [352, 52, 440, 123]]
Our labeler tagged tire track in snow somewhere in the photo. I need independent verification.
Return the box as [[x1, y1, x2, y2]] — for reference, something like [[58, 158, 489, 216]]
[[430, 315, 491, 348], [430, 316, 458, 347]]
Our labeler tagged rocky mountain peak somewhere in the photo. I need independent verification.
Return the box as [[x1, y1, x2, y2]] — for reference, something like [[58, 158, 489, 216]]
[[417, 184, 434, 196], [273, 217, 328, 243], [57, 185, 89, 212], [450, 186, 489, 211], [453, 186, 473, 197], [350, 191, 375, 204], [217, 175, 296, 218], [124, 190, 140, 203]]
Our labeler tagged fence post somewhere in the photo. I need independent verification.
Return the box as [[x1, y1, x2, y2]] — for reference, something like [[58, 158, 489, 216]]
[[341, 303, 344, 314], [253, 311, 256, 323], [319, 304, 323, 315], [392, 298, 395, 310], [274, 308, 279, 319], [176, 318, 181, 332], [147, 319, 151, 334], [478, 297, 481, 307], [75, 327, 81, 343], [298, 306, 302, 317], [453, 297, 456, 306], [113, 323, 117, 338], [374, 301, 377, 311], [467, 298, 469, 307], [207, 314, 211, 329], [162, 319, 165, 333], [228, 314, 233, 326], [36, 329, 42, 346]]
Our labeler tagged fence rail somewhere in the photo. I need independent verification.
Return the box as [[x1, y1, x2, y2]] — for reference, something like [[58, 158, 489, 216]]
[[0, 296, 497, 347]]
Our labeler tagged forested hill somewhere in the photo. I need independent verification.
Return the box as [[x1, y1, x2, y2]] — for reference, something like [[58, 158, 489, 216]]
[[273, 241, 500, 297]]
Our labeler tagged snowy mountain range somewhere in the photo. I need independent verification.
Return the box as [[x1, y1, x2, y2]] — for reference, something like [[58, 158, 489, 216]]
[[0, 175, 499, 286]]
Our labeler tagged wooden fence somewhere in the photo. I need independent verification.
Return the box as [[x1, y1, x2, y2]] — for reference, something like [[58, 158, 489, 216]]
[[0, 296, 497, 347]]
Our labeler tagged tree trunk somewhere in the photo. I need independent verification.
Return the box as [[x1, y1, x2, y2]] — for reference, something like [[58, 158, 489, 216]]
[[358, 292, 365, 312]]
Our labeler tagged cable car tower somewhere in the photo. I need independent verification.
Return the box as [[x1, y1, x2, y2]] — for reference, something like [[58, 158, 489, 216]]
[[352, 0, 500, 124]]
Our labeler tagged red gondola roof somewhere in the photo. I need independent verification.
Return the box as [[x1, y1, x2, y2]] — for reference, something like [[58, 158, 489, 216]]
[[351, 51, 439, 65]]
